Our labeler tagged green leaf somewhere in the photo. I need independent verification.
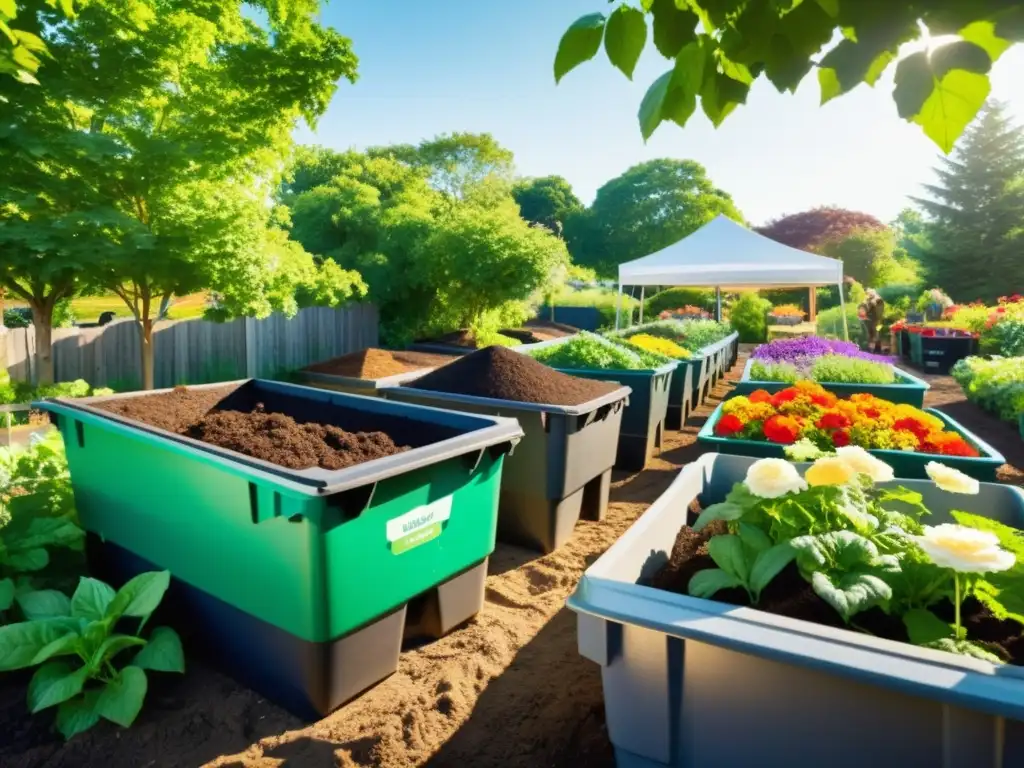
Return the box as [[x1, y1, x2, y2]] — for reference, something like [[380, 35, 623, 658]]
[[56, 691, 101, 740], [31, 632, 82, 665], [707, 535, 749, 581], [105, 571, 170, 623], [638, 69, 674, 140], [925, 637, 1004, 664], [692, 501, 745, 532], [893, 42, 993, 153], [28, 661, 88, 712], [950, 511, 1024, 624], [649, 0, 698, 58], [554, 13, 606, 84], [71, 577, 116, 622], [791, 530, 879, 571], [95, 666, 148, 727], [813, 0, 838, 16], [749, 543, 797, 599], [959, 21, 1012, 65], [902, 608, 952, 645], [7, 547, 49, 572], [93, 634, 147, 668], [737, 522, 772, 553], [604, 5, 647, 80], [0, 618, 79, 671], [0, 578, 14, 611], [133, 627, 185, 673], [700, 72, 750, 127], [0, 0, 17, 18], [818, 39, 897, 105], [810, 570, 891, 622], [688, 568, 744, 599], [16, 589, 72, 620]]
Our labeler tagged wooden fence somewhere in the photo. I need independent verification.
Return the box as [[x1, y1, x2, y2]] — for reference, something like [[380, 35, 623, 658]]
[[3, 304, 378, 389]]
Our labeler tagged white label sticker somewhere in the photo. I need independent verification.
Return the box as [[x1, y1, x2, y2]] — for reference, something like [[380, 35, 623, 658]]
[[386, 495, 453, 550]]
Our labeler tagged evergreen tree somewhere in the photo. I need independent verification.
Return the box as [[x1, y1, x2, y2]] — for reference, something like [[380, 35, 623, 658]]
[[913, 101, 1024, 303]]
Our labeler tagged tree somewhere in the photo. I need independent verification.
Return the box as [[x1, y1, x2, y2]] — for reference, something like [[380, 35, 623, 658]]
[[890, 207, 933, 264], [912, 101, 1024, 302], [1, 0, 362, 388], [512, 176, 583, 235], [554, 2, 1022, 152], [819, 227, 921, 288], [757, 208, 887, 253], [1, 0, 75, 84], [565, 158, 742, 277]]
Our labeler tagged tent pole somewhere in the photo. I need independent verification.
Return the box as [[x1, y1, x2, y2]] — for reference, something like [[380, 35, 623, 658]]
[[715, 287, 722, 321], [639, 286, 644, 324], [615, 284, 623, 330], [838, 281, 849, 341]]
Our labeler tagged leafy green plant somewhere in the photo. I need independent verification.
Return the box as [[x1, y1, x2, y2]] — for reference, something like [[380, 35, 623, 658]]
[[644, 287, 714, 317], [950, 510, 1024, 625], [951, 356, 1024, 423], [809, 356, 896, 385], [749, 360, 799, 383], [727, 292, 771, 343], [0, 572, 184, 739], [529, 331, 657, 370], [816, 304, 864, 344], [688, 524, 795, 604]]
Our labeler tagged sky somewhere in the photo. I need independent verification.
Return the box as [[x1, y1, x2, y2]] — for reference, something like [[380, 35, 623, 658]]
[[296, 0, 1024, 226]]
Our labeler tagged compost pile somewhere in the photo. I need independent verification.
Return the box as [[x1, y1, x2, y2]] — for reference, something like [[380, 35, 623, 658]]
[[303, 348, 456, 379], [407, 346, 621, 406], [94, 385, 409, 471]]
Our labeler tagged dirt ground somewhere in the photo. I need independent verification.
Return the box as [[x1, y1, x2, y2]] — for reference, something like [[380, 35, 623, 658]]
[[2, 347, 1021, 768]]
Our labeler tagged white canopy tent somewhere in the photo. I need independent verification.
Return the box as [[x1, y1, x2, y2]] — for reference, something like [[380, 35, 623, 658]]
[[616, 214, 848, 338]]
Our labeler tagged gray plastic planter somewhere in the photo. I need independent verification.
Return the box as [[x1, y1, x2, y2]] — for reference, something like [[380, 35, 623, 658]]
[[381, 384, 629, 553], [731, 358, 931, 407], [569, 452, 1024, 768]]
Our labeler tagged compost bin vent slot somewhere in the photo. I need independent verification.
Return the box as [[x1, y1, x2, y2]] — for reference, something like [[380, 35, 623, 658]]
[[248, 482, 259, 524], [325, 482, 377, 524], [75, 420, 85, 448]]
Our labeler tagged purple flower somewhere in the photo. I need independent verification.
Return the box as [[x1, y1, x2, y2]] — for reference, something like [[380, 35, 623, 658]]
[[752, 336, 894, 365]]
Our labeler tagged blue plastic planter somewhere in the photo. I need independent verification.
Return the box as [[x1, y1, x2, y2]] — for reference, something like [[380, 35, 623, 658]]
[[731, 358, 931, 407], [698, 402, 1005, 480]]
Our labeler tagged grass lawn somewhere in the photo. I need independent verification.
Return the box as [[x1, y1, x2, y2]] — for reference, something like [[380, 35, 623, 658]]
[[7, 292, 209, 323]]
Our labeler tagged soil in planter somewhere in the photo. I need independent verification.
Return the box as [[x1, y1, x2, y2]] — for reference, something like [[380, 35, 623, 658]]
[[303, 348, 457, 379], [650, 518, 1024, 665], [407, 346, 620, 406], [94, 386, 409, 471]]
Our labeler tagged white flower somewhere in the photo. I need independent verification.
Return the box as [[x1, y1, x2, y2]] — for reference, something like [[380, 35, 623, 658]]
[[912, 524, 1016, 574], [835, 446, 894, 483], [744, 458, 808, 499], [925, 462, 980, 495]]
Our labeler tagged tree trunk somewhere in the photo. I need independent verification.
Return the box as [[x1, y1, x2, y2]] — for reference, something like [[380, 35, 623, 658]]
[[31, 303, 55, 385], [139, 318, 155, 390]]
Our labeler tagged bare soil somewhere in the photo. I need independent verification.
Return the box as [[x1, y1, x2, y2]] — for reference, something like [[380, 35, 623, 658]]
[[303, 349, 458, 380], [3, 347, 1021, 768]]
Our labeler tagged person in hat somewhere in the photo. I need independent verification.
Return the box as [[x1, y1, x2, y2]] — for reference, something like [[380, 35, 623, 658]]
[[858, 289, 885, 353]]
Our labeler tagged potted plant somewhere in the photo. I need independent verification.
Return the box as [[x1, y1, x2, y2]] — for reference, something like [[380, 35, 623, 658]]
[[767, 303, 805, 326], [569, 451, 1024, 768]]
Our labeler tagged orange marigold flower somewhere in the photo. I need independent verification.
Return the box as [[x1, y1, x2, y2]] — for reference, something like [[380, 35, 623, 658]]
[[749, 389, 773, 404], [764, 415, 801, 444], [716, 413, 745, 437], [771, 388, 799, 407]]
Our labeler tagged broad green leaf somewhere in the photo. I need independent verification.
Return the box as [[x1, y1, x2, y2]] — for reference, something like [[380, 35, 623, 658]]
[[133, 626, 185, 673], [604, 5, 646, 80], [95, 666, 148, 727], [0, 618, 79, 671], [649, 0, 697, 58], [554, 13, 606, 84], [56, 691, 101, 741], [810, 570, 891, 622], [16, 589, 72, 620], [692, 501, 745, 532], [0, 0, 17, 18], [902, 608, 952, 646], [28, 661, 89, 712], [14, 517, 84, 550], [92, 634, 147, 668], [959, 21, 1012, 64], [993, 9, 1024, 43], [791, 530, 878, 571], [105, 571, 170, 622], [71, 577, 116, 622], [7, 547, 49, 572], [707, 535, 749, 582], [700, 72, 749, 127], [11, 29, 49, 54], [749, 543, 797, 598], [737, 522, 772, 554], [31, 632, 82, 665], [925, 638, 1004, 664], [818, 39, 897, 104], [950, 511, 1024, 623], [814, 0, 838, 16], [638, 69, 674, 140], [688, 568, 744, 599], [0, 578, 14, 611], [669, 38, 708, 114]]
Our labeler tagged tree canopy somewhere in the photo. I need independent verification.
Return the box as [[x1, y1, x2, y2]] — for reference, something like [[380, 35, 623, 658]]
[[818, 227, 921, 288], [757, 207, 887, 253], [565, 158, 743, 277], [554, 1, 1022, 152], [911, 101, 1024, 302], [511, 176, 583, 235]]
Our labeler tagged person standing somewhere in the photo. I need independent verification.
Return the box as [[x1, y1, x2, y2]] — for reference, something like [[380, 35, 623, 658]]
[[858, 289, 885, 353]]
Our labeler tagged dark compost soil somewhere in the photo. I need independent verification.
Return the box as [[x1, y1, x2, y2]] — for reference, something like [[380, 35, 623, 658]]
[[303, 348, 458, 379], [650, 515, 1024, 666], [407, 346, 621, 406], [93, 385, 409, 470]]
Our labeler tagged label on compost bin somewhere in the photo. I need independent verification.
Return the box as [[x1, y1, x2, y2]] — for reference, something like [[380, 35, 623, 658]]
[[386, 495, 453, 555]]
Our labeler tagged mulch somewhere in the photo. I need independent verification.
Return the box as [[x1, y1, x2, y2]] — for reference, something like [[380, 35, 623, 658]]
[[302, 349, 458, 380]]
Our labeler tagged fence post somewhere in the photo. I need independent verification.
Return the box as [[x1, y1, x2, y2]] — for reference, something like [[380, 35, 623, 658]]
[[244, 316, 258, 379]]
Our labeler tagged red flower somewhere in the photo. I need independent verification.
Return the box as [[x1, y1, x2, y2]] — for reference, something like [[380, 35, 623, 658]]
[[862, 407, 881, 419], [893, 417, 931, 440], [831, 429, 850, 447], [771, 388, 799, 408], [764, 415, 800, 445], [816, 412, 851, 430], [811, 392, 837, 408], [716, 414, 745, 437], [749, 390, 772, 404]]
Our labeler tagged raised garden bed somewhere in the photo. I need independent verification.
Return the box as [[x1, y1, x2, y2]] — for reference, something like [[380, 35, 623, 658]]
[[37, 380, 522, 719], [409, 324, 578, 356], [731, 358, 930, 407], [698, 401, 1005, 481], [297, 348, 458, 396], [908, 329, 979, 374], [379, 348, 630, 553], [568, 452, 1024, 768]]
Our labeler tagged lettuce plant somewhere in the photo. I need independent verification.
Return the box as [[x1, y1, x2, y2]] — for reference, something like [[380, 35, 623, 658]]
[[529, 332, 662, 370], [0, 571, 184, 739], [688, 523, 795, 604]]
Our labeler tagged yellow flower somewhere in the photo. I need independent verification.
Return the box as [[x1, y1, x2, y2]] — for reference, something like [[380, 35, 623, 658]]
[[626, 334, 690, 359], [834, 446, 894, 482], [804, 457, 856, 487], [912, 524, 1015, 573], [925, 462, 980, 495]]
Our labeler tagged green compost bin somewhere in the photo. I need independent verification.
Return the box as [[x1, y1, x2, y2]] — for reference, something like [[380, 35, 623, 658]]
[[38, 380, 522, 719], [379, 384, 630, 554], [697, 402, 1005, 481], [730, 358, 931, 407]]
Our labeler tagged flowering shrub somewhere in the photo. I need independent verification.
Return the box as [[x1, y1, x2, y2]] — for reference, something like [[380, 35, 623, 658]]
[[689, 454, 1021, 663], [951, 356, 1024, 423], [751, 355, 896, 385], [768, 304, 804, 318], [716, 381, 980, 456], [658, 305, 710, 320], [618, 319, 732, 353], [623, 333, 690, 359], [752, 336, 892, 366]]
